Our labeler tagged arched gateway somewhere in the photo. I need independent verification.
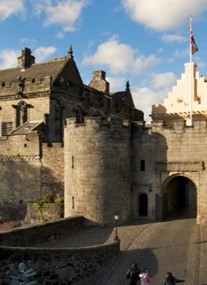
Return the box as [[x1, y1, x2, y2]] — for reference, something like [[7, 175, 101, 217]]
[[159, 174, 197, 220]]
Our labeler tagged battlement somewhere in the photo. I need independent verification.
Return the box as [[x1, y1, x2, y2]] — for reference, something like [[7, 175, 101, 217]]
[[151, 118, 207, 132], [65, 116, 131, 130]]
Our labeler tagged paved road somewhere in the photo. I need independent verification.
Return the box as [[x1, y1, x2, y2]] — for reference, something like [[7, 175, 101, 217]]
[[74, 219, 201, 285], [40, 212, 207, 285]]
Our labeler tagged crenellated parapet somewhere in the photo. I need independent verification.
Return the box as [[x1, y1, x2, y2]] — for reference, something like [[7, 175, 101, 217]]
[[65, 116, 131, 131], [151, 118, 207, 132]]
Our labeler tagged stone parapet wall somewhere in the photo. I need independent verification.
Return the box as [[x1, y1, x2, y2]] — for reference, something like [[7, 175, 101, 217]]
[[0, 216, 84, 246], [24, 202, 64, 224], [0, 242, 119, 285], [0, 216, 120, 285]]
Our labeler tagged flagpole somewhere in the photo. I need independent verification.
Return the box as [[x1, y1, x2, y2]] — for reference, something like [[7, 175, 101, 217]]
[[190, 16, 193, 63], [189, 16, 193, 126]]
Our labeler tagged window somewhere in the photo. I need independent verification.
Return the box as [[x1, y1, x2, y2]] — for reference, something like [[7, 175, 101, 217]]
[[72, 196, 75, 209], [15, 101, 28, 127], [138, 193, 148, 216], [140, 160, 145, 171], [72, 156, 74, 168], [2, 122, 13, 136], [75, 108, 83, 123]]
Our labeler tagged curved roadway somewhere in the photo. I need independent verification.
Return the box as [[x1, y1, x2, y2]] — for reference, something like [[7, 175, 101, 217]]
[[40, 211, 207, 285], [74, 216, 207, 285]]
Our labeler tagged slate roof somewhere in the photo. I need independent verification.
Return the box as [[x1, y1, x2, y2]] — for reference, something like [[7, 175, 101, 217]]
[[9, 121, 43, 135], [112, 91, 126, 101], [111, 91, 135, 108], [111, 81, 135, 108], [0, 57, 69, 83]]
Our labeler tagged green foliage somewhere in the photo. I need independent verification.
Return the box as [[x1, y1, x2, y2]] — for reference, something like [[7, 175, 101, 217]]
[[54, 196, 64, 204], [33, 194, 63, 209]]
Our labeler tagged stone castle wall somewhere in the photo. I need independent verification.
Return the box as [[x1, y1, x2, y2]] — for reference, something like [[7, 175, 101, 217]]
[[0, 76, 50, 130], [0, 133, 41, 220], [64, 117, 132, 224], [1, 49, 207, 226], [0, 216, 120, 285], [41, 143, 64, 196], [0, 135, 64, 221], [63, 116, 207, 225], [131, 122, 159, 219], [151, 120, 207, 224], [132, 119, 207, 224], [0, 75, 51, 97], [2, 114, 207, 224]]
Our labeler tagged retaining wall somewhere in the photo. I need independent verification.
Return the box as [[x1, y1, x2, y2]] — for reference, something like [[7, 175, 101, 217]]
[[0, 216, 120, 285]]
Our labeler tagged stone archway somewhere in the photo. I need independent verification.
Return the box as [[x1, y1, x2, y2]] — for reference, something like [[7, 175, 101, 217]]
[[162, 175, 197, 220]]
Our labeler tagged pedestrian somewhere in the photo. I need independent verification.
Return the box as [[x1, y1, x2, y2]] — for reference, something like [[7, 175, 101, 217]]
[[163, 272, 185, 284], [126, 261, 140, 285], [139, 268, 150, 285]]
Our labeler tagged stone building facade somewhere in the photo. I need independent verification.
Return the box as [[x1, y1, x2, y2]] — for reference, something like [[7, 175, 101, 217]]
[[0, 46, 142, 222], [64, 60, 207, 225], [0, 46, 207, 224]]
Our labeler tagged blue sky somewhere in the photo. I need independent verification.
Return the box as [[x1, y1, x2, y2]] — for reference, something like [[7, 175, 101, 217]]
[[1, 0, 207, 121]]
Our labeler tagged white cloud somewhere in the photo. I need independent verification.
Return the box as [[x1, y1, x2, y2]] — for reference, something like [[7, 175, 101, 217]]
[[0, 46, 57, 69], [173, 48, 188, 59], [0, 0, 25, 20], [132, 86, 171, 122], [151, 72, 177, 89], [106, 76, 126, 93], [82, 37, 160, 75], [121, 0, 207, 31], [131, 72, 177, 121], [56, 32, 65, 39], [103, 72, 176, 122], [0, 49, 19, 69], [34, 46, 57, 62], [161, 34, 186, 43], [33, 0, 89, 32]]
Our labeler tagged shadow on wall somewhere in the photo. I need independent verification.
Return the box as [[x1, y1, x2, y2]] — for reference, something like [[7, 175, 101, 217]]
[[0, 153, 64, 222]]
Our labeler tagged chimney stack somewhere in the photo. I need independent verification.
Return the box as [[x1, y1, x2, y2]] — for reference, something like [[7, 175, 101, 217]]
[[17, 47, 35, 70], [89, 70, 110, 94]]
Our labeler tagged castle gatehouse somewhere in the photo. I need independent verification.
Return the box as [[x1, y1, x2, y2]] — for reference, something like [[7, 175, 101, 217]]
[[0, 47, 207, 224]]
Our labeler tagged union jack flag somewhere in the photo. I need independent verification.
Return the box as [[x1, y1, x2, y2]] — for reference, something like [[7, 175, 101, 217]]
[[190, 20, 198, 55]]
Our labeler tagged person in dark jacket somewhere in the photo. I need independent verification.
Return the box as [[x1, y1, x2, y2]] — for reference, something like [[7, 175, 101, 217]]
[[126, 261, 140, 285], [163, 272, 184, 285]]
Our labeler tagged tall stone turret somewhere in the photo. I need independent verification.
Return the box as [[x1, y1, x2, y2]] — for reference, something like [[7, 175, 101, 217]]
[[64, 116, 132, 224]]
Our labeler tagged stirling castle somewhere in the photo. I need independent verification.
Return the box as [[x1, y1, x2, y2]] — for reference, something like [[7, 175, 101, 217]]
[[0, 46, 207, 225]]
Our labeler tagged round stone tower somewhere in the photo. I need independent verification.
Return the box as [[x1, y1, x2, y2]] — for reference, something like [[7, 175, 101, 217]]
[[64, 116, 132, 224]]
